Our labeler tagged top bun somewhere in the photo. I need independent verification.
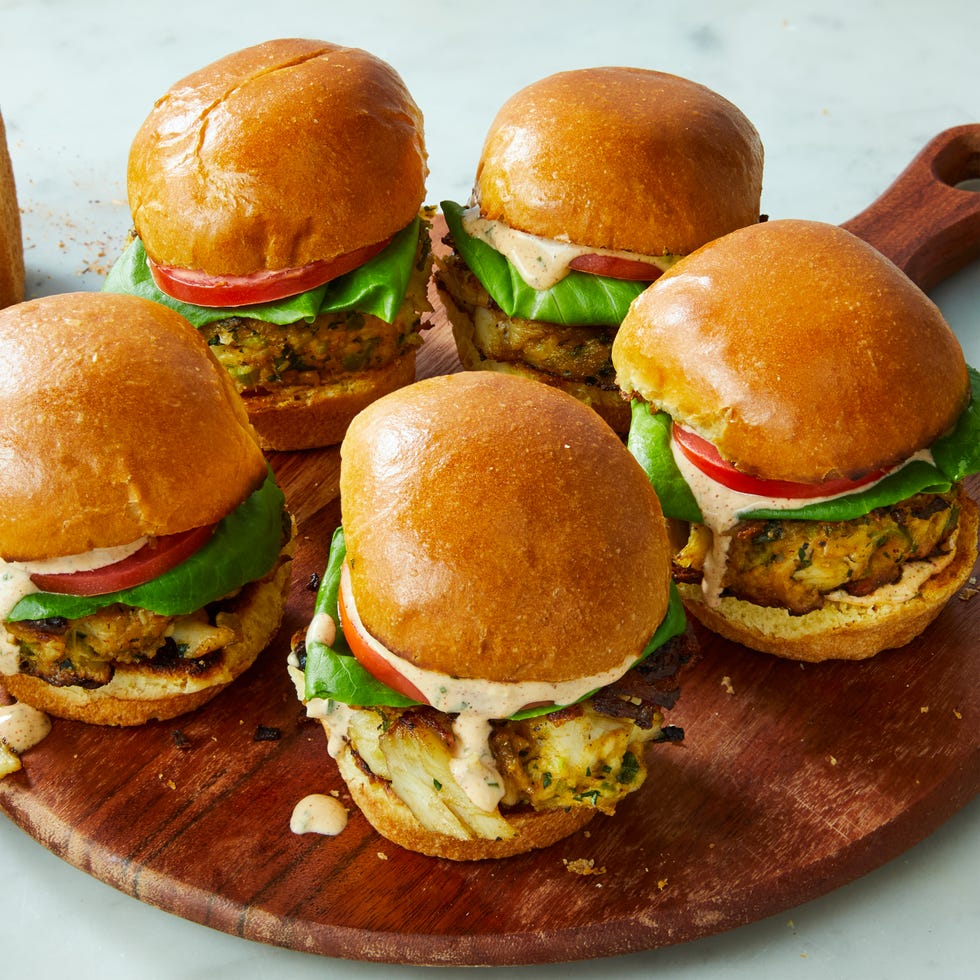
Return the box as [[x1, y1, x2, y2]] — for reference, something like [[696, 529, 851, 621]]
[[340, 372, 671, 683], [128, 38, 428, 275], [0, 292, 269, 561], [613, 219, 970, 484], [474, 67, 763, 257]]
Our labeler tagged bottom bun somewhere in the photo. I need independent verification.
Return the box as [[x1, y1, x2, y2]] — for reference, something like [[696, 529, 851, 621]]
[[332, 732, 596, 861], [439, 281, 630, 434], [3, 548, 293, 725], [246, 350, 418, 451], [680, 494, 979, 663]]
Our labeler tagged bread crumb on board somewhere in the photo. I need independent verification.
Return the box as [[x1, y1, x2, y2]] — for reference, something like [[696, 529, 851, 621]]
[[563, 858, 606, 876], [0, 742, 22, 778]]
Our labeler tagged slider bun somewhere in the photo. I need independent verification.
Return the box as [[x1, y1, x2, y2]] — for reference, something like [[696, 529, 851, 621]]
[[0, 110, 24, 309], [2, 550, 293, 724], [332, 730, 596, 860], [246, 348, 418, 451], [475, 67, 763, 256], [678, 492, 978, 662], [340, 371, 671, 683], [128, 38, 428, 275], [614, 219, 970, 483], [0, 292, 269, 561]]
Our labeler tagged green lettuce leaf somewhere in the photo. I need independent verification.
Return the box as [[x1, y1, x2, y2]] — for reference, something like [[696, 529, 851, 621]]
[[742, 460, 951, 521], [628, 366, 980, 523], [102, 217, 423, 328], [8, 471, 287, 621], [931, 365, 980, 482], [627, 401, 703, 523], [303, 526, 421, 708], [303, 525, 687, 716], [441, 200, 649, 327]]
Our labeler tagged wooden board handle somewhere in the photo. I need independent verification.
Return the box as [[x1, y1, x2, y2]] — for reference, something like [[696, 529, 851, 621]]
[[840, 124, 980, 290]]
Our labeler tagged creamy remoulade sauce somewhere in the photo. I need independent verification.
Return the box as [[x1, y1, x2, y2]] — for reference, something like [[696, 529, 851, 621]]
[[0, 538, 148, 674], [305, 611, 336, 649], [670, 437, 940, 607], [0, 702, 51, 779], [0, 539, 147, 617], [295, 562, 640, 813], [0, 702, 51, 760], [460, 204, 677, 290], [289, 793, 348, 837]]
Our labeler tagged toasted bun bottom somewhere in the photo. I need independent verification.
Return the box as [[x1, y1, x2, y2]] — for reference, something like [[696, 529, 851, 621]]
[[680, 494, 978, 662], [246, 350, 417, 450], [3, 547, 293, 725], [441, 281, 630, 433], [331, 732, 596, 860]]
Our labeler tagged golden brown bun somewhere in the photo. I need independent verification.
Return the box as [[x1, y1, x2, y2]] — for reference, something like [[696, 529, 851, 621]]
[[475, 67, 763, 256], [680, 493, 978, 662], [2, 547, 293, 724], [332, 730, 596, 860], [129, 38, 427, 275], [247, 349, 418, 451], [0, 110, 24, 309], [0, 292, 268, 561], [340, 371, 671, 682], [614, 219, 970, 483], [439, 279, 630, 432]]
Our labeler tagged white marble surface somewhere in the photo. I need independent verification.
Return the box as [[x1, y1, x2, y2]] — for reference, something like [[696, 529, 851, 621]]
[[1, 1, 977, 977]]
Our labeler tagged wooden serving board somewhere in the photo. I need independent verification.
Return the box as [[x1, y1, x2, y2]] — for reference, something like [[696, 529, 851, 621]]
[[2, 128, 979, 968]]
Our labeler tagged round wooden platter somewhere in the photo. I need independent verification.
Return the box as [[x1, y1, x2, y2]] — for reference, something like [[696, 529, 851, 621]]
[[1, 314, 977, 966], [2, 126, 980, 967]]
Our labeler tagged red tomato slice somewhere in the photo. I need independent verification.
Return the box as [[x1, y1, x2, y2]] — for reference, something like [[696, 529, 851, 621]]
[[672, 424, 889, 499], [568, 253, 664, 281], [30, 523, 216, 597], [148, 237, 392, 308], [338, 564, 428, 703]]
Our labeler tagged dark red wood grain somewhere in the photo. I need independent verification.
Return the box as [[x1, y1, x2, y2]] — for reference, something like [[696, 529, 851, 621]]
[[1, 464, 976, 966]]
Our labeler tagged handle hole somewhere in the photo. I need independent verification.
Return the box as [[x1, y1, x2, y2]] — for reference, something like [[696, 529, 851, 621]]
[[932, 134, 980, 187]]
